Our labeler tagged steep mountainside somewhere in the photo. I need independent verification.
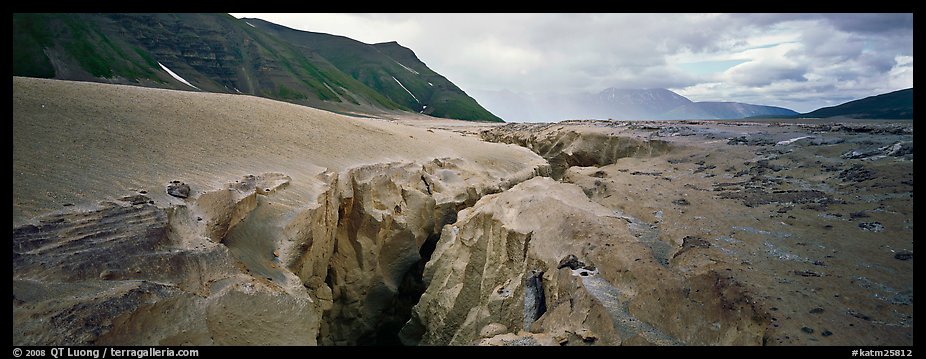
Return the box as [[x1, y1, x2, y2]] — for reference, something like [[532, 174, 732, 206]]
[[11, 13, 501, 122], [802, 88, 913, 119], [244, 18, 501, 122]]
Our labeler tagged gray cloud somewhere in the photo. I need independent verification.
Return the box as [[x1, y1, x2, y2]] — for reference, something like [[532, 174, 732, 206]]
[[822, 13, 914, 33]]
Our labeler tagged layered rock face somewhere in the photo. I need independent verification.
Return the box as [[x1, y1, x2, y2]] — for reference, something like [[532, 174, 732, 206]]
[[319, 159, 546, 344], [403, 177, 768, 346], [480, 122, 672, 179], [13, 174, 321, 345]]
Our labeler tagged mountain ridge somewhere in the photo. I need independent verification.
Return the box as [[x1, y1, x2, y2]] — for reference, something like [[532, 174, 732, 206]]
[[800, 88, 913, 119]]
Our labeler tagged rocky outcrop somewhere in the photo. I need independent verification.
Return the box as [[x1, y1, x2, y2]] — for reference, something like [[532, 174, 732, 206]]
[[13, 173, 320, 345], [320, 158, 547, 344], [403, 177, 769, 346], [481, 122, 672, 179], [12, 158, 550, 346]]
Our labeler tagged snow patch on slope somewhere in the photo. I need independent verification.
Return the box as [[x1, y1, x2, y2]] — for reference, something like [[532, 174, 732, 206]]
[[392, 76, 420, 103], [157, 62, 200, 90], [394, 60, 420, 75]]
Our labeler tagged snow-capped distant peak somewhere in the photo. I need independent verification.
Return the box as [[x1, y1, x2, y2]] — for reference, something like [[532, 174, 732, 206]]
[[157, 62, 199, 90]]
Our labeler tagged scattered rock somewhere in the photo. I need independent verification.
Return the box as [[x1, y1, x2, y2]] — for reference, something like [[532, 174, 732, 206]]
[[841, 149, 881, 159], [809, 137, 845, 146], [62, 203, 74, 207], [838, 164, 875, 182], [803, 203, 828, 211], [882, 141, 913, 157], [889, 290, 913, 306], [655, 126, 696, 137], [893, 251, 913, 261], [755, 159, 785, 172], [794, 270, 821, 277], [477, 332, 558, 346], [557, 254, 587, 270], [801, 327, 814, 334], [672, 198, 690, 206], [728, 136, 775, 146], [120, 194, 150, 205], [718, 189, 827, 207], [693, 164, 717, 174], [683, 236, 711, 249], [99, 270, 115, 280], [858, 222, 884, 232], [574, 328, 598, 343], [479, 323, 509, 338], [821, 330, 833, 337], [847, 310, 871, 321], [849, 211, 869, 219], [809, 307, 825, 314], [166, 182, 191, 198]]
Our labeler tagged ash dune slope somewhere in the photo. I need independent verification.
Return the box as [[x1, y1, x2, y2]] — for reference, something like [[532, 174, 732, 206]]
[[13, 77, 534, 226], [12, 77, 545, 345]]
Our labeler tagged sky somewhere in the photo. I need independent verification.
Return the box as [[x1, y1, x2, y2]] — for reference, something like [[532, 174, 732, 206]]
[[231, 13, 913, 113]]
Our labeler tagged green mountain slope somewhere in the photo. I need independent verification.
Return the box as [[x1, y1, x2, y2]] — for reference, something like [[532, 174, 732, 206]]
[[12, 13, 502, 122], [802, 88, 913, 119], [244, 18, 502, 122]]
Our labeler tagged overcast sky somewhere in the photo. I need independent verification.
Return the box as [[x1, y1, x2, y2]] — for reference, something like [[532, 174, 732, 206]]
[[231, 13, 912, 113]]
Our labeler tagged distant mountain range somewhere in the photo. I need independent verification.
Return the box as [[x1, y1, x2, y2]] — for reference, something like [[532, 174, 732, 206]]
[[474, 87, 799, 122], [801, 88, 912, 120], [12, 13, 501, 122]]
